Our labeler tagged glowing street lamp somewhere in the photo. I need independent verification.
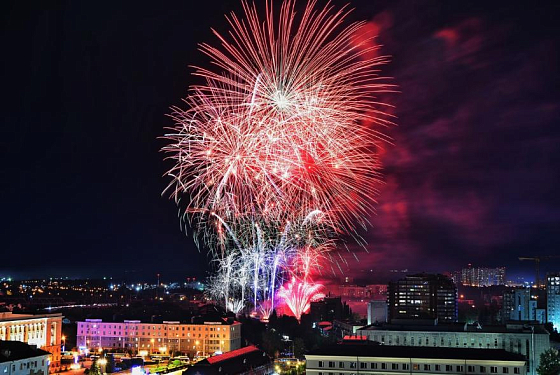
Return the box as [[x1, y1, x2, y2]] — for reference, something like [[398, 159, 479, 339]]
[[97, 357, 108, 374]]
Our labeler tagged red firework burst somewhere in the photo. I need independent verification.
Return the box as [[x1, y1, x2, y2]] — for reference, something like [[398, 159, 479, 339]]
[[162, 0, 394, 242]]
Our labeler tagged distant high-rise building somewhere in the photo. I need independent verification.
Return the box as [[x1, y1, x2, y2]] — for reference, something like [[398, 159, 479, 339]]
[[388, 274, 457, 323], [460, 265, 506, 287], [547, 273, 560, 330], [367, 301, 388, 325], [449, 270, 462, 286]]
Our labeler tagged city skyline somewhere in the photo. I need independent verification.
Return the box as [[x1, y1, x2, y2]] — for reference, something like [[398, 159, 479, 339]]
[[3, 1, 560, 281]]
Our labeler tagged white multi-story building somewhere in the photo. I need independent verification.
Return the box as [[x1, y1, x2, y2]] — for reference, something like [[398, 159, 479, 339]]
[[357, 322, 549, 375], [0, 340, 51, 375], [0, 313, 62, 373], [367, 301, 388, 325], [306, 341, 526, 375], [547, 273, 560, 330], [76, 318, 241, 357]]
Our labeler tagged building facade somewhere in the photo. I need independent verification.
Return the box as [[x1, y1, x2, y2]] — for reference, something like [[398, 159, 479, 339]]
[[310, 297, 349, 323], [0, 340, 51, 375], [0, 313, 62, 373], [357, 322, 549, 375], [502, 288, 544, 323], [547, 273, 560, 330], [388, 274, 457, 323], [367, 301, 388, 325], [461, 265, 506, 287], [306, 342, 526, 375], [76, 319, 241, 357]]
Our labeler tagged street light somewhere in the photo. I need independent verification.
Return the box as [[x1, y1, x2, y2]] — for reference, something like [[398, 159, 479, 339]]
[[97, 357, 107, 374], [62, 335, 66, 352]]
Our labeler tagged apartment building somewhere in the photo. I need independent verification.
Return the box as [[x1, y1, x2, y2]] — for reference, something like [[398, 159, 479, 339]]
[[0, 313, 62, 373], [306, 342, 526, 375], [357, 322, 549, 375], [76, 318, 241, 357]]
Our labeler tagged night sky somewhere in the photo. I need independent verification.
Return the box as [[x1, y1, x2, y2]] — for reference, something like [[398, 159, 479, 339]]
[[2, 1, 559, 282]]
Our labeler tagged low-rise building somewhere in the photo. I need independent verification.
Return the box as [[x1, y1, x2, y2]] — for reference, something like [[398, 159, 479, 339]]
[[332, 320, 364, 339], [183, 346, 271, 375], [0, 313, 62, 373], [306, 341, 526, 375], [76, 318, 241, 358], [357, 321, 549, 375], [0, 340, 51, 375]]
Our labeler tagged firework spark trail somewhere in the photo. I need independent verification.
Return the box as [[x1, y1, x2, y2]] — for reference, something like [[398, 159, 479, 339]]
[[163, 0, 394, 317], [205, 214, 330, 316], [163, 0, 393, 246], [278, 277, 325, 321]]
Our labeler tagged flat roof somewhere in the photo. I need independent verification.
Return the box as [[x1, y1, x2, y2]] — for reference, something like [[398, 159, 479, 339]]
[[307, 342, 526, 362], [0, 312, 63, 322], [0, 341, 51, 362], [358, 322, 549, 335], [78, 318, 240, 325], [206, 346, 260, 365]]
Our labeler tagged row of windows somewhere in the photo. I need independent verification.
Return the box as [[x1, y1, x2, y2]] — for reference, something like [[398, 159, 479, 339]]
[[8, 359, 46, 372], [80, 330, 228, 338], [364, 334, 526, 349], [316, 364, 521, 374], [80, 324, 229, 332]]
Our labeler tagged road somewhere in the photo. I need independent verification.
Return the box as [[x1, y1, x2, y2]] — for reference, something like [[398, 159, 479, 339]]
[[54, 361, 187, 375]]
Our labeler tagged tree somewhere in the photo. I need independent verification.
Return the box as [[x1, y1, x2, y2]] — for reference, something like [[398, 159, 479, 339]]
[[261, 329, 283, 358], [89, 361, 102, 375], [105, 354, 117, 373], [544, 323, 560, 342], [537, 348, 560, 375], [293, 338, 305, 358]]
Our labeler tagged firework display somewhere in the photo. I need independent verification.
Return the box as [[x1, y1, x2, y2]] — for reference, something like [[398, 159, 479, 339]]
[[163, 0, 392, 319]]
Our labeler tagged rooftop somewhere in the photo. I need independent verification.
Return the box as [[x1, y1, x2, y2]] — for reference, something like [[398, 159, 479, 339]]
[[307, 342, 526, 362], [184, 346, 271, 375], [0, 341, 51, 363], [206, 346, 259, 365], [0, 312, 62, 322], [358, 322, 549, 335], [79, 317, 240, 325]]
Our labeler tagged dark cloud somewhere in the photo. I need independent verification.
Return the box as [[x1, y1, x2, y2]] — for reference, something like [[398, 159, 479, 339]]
[[344, 0, 560, 279]]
